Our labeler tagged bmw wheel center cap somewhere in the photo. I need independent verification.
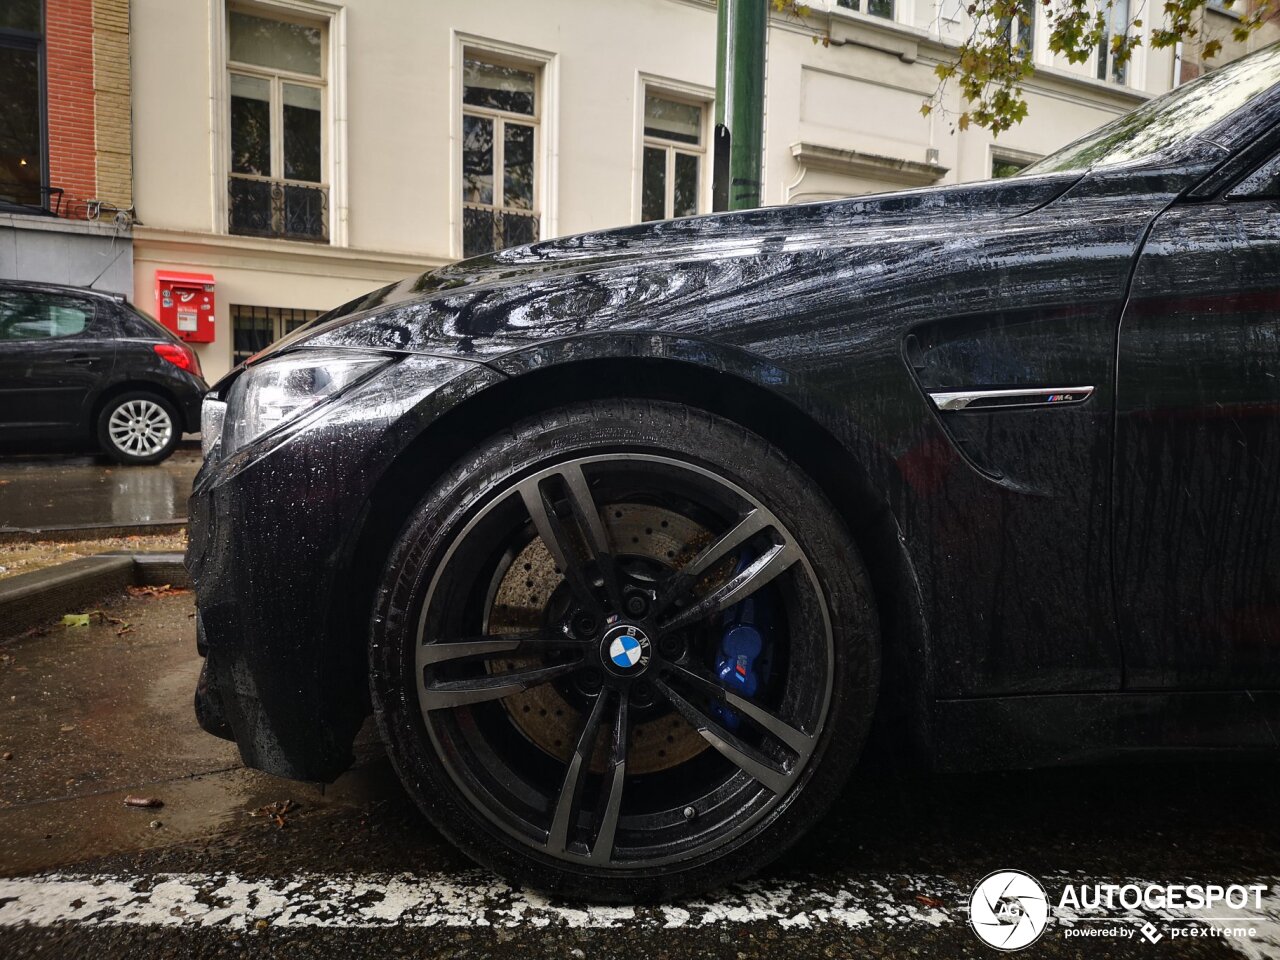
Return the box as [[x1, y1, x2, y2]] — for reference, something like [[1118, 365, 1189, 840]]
[[601, 623, 652, 676]]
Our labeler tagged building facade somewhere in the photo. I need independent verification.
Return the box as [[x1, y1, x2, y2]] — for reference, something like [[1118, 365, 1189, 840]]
[[127, 0, 1270, 383], [0, 0, 135, 296]]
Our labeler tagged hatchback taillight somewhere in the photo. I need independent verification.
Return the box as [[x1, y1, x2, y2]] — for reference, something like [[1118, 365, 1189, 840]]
[[154, 342, 201, 377]]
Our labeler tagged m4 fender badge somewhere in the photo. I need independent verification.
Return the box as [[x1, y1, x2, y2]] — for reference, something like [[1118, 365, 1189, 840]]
[[928, 386, 1095, 412]]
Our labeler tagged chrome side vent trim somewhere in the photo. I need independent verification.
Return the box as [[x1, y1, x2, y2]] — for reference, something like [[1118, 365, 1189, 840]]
[[929, 386, 1095, 411]]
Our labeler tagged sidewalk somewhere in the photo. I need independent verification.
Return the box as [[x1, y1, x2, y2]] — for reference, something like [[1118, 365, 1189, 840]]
[[0, 450, 200, 535]]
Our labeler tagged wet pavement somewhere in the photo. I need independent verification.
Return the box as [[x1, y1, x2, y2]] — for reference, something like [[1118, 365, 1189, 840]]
[[2, 592, 1280, 958], [0, 449, 199, 534]]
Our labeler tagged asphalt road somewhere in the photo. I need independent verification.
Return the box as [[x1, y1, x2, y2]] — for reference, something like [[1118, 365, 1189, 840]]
[[2, 591, 1279, 959]]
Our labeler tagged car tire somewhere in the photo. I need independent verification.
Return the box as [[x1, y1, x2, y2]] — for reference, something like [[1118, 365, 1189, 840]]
[[369, 399, 880, 901], [97, 390, 181, 465]]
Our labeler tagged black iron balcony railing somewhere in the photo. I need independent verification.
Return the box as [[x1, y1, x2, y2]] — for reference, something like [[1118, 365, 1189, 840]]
[[462, 204, 539, 258], [0, 182, 65, 216], [228, 174, 328, 243]]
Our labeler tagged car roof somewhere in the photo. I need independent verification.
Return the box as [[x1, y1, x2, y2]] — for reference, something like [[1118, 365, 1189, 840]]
[[0, 278, 128, 304]]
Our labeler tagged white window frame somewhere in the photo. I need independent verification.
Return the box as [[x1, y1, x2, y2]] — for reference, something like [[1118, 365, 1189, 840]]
[[1086, 0, 1147, 88], [228, 47, 326, 185], [634, 76, 714, 224], [1001, 0, 1037, 60], [209, 0, 348, 246], [825, 0, 912, 29], [452, 33, 558, 259]]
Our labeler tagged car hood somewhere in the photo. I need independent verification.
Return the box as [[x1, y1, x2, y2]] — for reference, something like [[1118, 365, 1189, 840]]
[[270, 173, 1079, 363]]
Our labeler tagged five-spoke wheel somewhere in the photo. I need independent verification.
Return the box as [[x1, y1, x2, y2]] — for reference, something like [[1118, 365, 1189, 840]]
[[371, 401, 878, 900]]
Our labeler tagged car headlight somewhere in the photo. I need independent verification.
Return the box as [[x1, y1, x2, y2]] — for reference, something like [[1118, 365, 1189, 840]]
[[220, 349, 391, 457], [200, 395, 226, 459]]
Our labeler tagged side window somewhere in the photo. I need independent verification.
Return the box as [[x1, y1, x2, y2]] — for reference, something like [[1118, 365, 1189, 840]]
[[0, 291, 92, 341]]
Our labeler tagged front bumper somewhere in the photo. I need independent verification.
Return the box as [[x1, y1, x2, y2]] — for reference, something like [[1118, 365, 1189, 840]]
[[187, 352, 501, 781]]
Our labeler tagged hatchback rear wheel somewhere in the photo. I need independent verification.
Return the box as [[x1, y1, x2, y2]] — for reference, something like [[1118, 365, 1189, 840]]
[[370, 400, 878, 900], [97, 391, 179, 465]]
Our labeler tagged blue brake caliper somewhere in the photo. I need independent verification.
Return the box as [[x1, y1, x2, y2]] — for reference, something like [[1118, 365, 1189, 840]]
[[712, 553, 772, 729]]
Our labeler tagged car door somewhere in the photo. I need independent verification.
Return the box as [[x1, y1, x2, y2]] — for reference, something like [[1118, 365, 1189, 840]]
[[0, 288, 113, 442], [1113, 162, 1280, 689]]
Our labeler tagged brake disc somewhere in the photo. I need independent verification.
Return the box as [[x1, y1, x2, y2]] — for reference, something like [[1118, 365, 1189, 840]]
[[487, 502, 712, 775]]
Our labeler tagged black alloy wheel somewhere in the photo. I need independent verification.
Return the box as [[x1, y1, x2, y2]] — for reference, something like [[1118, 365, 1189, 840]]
[[370, 400, 879, 900]]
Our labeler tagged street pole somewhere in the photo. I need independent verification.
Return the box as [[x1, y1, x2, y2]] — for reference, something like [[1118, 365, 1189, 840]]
[[713, 0, 767, 211]]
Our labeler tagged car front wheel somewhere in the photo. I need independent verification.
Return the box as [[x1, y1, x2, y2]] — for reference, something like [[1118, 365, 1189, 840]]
[[97, 391, 180, 465], [369, 399, 879, 901]]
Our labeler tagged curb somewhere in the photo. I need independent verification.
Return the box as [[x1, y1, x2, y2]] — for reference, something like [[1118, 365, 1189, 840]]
[[0, 521, 187, 545], [0, 552, 190, 639]]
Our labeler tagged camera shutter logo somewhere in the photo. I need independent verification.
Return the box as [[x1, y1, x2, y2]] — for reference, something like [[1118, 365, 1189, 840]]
[[969, 870, 1050, 951]]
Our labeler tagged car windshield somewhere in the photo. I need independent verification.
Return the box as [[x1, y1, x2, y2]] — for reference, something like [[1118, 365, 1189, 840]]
[[1023, 42, 1280, 176]]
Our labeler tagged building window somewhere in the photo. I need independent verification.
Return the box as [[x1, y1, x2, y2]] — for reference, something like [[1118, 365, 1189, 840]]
[[641, 92, 707, 222], [1001, 0, 1035, 58], [231, 304, 320, 365], [834, 0, 895, 19], [1096, 0, 1130, 85], [992, 155, 1029, 178], [0, 0, 45, 211], [227, 9, 328, 242], [461, 54, 540, 258]]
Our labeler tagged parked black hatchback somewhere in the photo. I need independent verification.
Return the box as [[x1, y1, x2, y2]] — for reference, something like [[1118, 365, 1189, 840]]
[[0, 281, 207, 464]]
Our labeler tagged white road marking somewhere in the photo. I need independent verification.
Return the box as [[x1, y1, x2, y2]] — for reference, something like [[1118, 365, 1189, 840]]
[[0, 870, 1278, 959], [0, 871, 952, 930]]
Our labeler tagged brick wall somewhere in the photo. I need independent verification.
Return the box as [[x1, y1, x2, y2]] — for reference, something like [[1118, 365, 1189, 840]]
[[93, 0, 132, 210], [45, 0, 98, 219]]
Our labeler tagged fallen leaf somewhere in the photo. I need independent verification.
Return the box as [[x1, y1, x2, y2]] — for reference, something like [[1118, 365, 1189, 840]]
[[84, 610, 128, 627], [915, 894, 945, 909], [126, 583, 190, 599], [61, 614, 90, 628], [59, 724, 76, 733], [252, 799, 300, 829], [124, 796, 164, 809]]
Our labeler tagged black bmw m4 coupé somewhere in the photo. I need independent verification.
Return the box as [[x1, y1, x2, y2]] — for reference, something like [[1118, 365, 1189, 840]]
[[190, 45, 1280, 900]]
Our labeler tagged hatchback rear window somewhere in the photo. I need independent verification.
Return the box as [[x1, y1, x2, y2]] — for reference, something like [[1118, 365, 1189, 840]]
[[119, 301, 179, 340]]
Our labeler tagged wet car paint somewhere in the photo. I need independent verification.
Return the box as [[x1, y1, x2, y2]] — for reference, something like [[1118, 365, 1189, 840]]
[[1115, 198, 1280, 690], [189, 87, 1280, 782]]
